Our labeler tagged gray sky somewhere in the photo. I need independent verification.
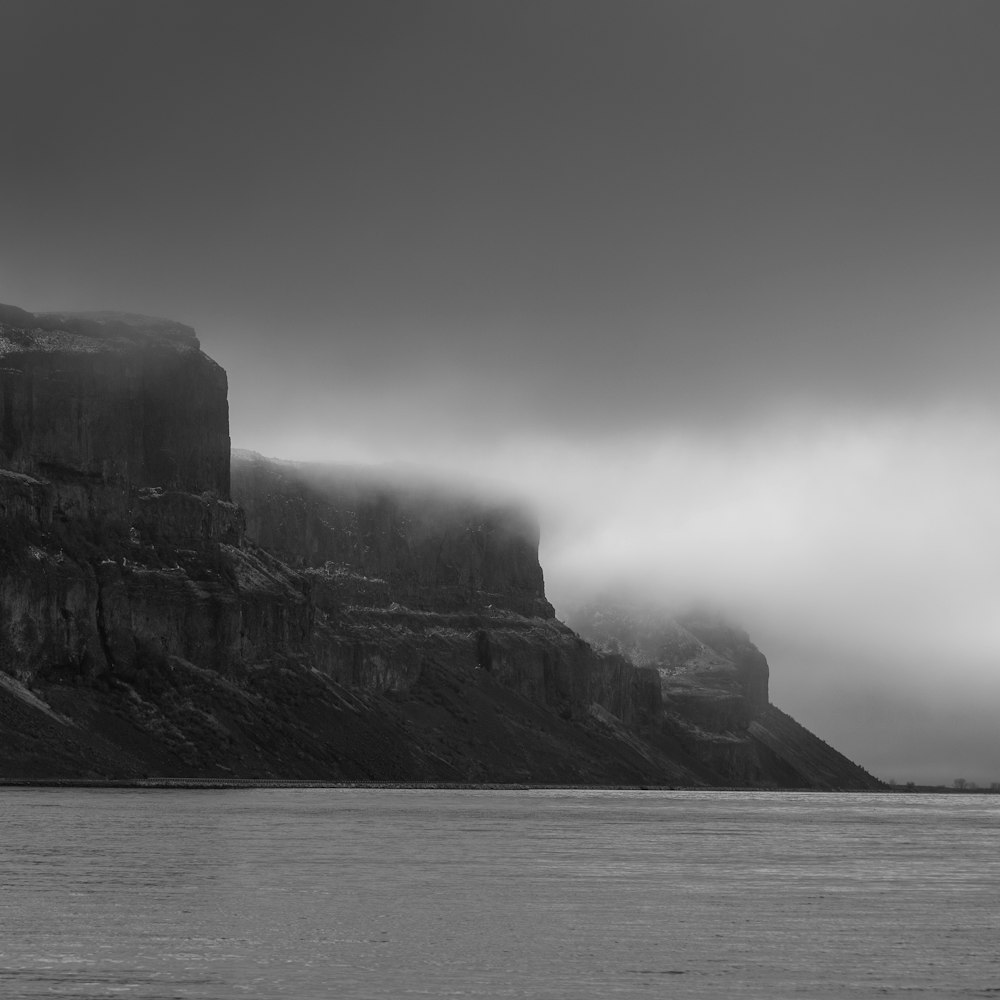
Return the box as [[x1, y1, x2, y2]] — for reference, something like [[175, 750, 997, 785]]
[[3, 0, 999, 784]]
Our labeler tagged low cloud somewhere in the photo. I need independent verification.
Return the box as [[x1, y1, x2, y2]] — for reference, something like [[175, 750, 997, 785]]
[[538, 406, 1000, 783], [255, 400, 1000, 783], [531, 406, 1000, 664]]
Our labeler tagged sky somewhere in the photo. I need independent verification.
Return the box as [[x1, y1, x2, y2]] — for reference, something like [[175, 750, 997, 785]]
[[2, 0, 999, 784]]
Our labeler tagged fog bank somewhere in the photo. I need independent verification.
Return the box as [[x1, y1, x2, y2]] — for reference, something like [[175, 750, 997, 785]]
[[244, 403, 1000, 784]]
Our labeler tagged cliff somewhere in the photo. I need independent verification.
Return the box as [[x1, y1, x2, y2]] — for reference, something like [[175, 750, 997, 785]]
[[0, 303, 878, 787], [231, 451, 553, 618], [0, 304, 686, 782], [0, 303, 230, 503], [0, 307, 299, 691], [228, 451, 681, 772], [568, 601, 882, 790]]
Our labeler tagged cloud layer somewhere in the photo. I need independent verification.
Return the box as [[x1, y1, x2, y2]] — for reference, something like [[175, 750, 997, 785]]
[[250, 402, 1000, 784]]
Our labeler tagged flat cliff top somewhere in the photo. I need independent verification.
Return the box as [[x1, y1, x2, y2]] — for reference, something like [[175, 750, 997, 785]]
[[231, 449, 552, 618], [0, 303, 200, 355], [232, 448, 538, 528]]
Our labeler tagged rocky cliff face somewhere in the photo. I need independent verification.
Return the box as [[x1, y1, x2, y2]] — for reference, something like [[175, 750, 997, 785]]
[[568, 601, 881, 789], [570, 603, 770, 724], [231, 452, 553, 619], [0, 304, 681, 782], [0, 307, 291, 690], [0, 303, 878, 788], [0, 304, 230, 504], [230, 451, 666, 734]]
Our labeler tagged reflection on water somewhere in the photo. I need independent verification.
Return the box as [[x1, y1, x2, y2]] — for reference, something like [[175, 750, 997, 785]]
[[1, 789, 998, 998]]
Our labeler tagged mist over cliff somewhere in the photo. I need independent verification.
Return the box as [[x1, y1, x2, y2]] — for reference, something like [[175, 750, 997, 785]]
[[0, 304, 880, 789], [4, 3, 1000, 786], [314, 420, 999, 786]]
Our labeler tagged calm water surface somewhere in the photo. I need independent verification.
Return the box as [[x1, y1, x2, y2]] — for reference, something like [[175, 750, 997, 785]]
[[1, 788, 998, 999]]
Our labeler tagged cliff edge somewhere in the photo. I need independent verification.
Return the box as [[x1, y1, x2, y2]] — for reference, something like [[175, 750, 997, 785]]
[[569, 601, 881, 789], [0, 303, 880, 787], [0, 304, 229, 500], [231, 451, 553, 619]]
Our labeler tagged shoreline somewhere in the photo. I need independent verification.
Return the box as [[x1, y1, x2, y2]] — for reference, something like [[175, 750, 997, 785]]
[[1, 778, 991, 793]]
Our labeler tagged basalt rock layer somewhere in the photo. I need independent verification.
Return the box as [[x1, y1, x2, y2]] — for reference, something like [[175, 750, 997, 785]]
[[0, 304, 230, 503], [0, 304, 880, 787], [231, 451, 554, 619], [568, 602, 881, 790]]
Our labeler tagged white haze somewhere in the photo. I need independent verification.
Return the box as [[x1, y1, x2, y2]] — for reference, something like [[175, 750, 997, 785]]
[[248, 403, 1000, 785]]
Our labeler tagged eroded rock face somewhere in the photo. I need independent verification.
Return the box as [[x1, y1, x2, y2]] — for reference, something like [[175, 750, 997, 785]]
[[231, 451, 664, 729], [0, 309, 270, 691], [567, 602, 769, 715], [0, 302, 880, 787], [568, 600, 881, 789], [0, 304, 675, 781], [1, 307, 230, 500], [231, 452, 554, 619]]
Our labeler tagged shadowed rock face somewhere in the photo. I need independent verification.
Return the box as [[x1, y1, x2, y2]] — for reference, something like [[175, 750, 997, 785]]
[[0, 302, 880, 787], [231, 451, 554, 619], [0, 304, 677, 782], [0, 306, 230, 500], [567, 601, 881, 790], [568, 603, 770, 717], [230, 451, 666, 736], [0, 308, 248, 688]]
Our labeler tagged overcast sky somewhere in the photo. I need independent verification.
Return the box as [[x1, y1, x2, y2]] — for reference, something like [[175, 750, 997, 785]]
[[3, 0, 999, 784]]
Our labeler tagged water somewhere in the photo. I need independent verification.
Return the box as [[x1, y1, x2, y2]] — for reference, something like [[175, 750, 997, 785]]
[[1, 789, 998, 999]]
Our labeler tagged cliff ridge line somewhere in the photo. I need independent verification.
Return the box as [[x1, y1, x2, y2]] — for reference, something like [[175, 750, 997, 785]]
[[1, 301, 880, 787]]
